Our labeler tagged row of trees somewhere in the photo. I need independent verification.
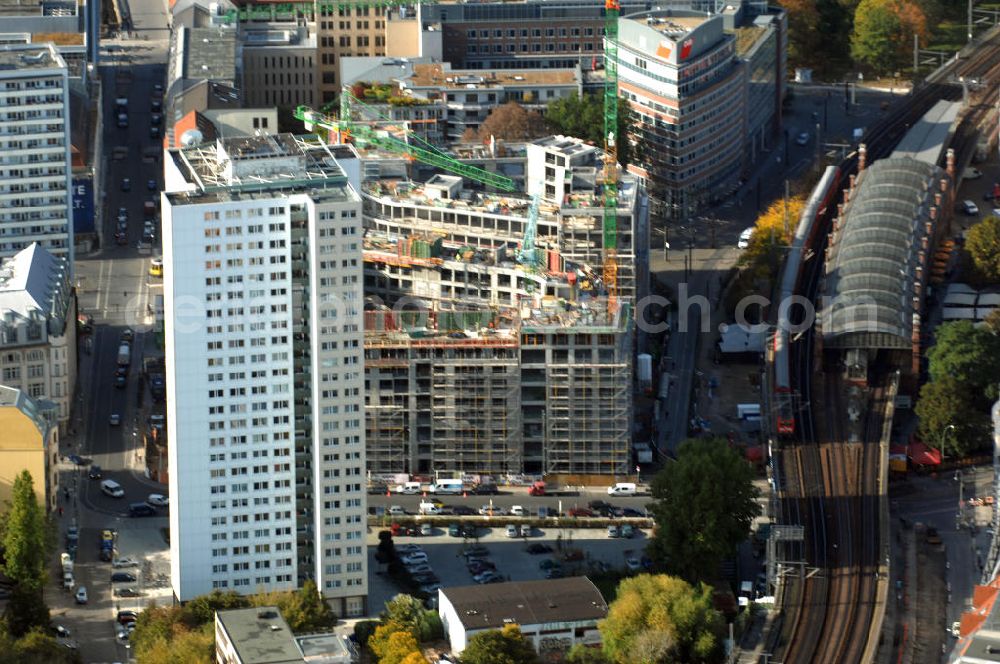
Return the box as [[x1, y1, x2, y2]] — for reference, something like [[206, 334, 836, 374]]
[[0, 471, 78, 663], [131, 582, 336, 664], [779, 0, 938, 74]]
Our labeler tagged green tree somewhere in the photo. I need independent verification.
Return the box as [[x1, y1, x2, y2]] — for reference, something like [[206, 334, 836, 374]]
[[14, 628, 81, 663], [851, 0, 928, 71], [382, 594, 443, 642], [399, 652, 428, 664], [600, 575, 724, 664], [2, 583, 50, 638], [544, 95, 635, 169], [927, 321, 1000, 400], [2, 471, 47, 586], [182, 590, 250, 625], [460, 624, 539, 664], [915, 376, 992, 457], [648, 438, 760, 582], [778, 0, 824, 67], [272, 580, 337, 634], [966, 215, 1000, 283]]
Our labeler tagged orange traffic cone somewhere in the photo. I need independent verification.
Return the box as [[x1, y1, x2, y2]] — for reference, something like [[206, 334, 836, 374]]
[[386, 488, 391, 497], [422, 491, 427, 498], [462, 491, 467, 498]]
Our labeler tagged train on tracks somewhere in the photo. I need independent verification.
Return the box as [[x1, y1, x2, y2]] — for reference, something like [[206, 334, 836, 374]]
[[772, 165, 842, 436]]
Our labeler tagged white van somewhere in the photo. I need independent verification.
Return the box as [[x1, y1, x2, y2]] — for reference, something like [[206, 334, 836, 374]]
[[430, 478, 464, 495], [101, 479, 125, 498], [607, 482, 637, 496], [737, 227, 755, 249], [418, 502, 442, 515], [394, 481, 423, 495]]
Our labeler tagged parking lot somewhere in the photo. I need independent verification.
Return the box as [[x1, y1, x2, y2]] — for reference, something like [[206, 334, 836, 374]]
[[366, 526, 650, 612]]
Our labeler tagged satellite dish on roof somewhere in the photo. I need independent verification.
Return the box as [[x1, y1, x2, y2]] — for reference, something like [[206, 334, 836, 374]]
[[180, 129, 203, 147]]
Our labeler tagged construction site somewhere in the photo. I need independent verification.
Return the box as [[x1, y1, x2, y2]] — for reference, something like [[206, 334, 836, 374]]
[[357, 135, 648, 479]]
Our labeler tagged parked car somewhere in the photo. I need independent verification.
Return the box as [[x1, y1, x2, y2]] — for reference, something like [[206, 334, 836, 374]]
[[74, 586, 88, 604], [545, 568, 564, 579], [621, 508, 646, 518], [401, 551, 428, 565], [461, 545, 489, 558], [519, 525, 531, 537], [505, 525, 519, 538], [448, 523, 462, 538], [509, 505, 525, 516], [526, 543, 553, 554], [607, 525, 620, 538], [620, 524, 636, 538], [478, 505, 503, 515], [114, 587, 140, 598], [108, 413, 121, 426], [117, 610, 138, 625], [738, 227, 754, 249], [962, 199, 980, 215], [147, 179, 157, 191], [795, 131, 810, 145], [406, 563, 433, 575], [419, 523, 433, 536], [120, 178, 131, 192], [113, 557, 139, 568], [473, 570, 500, 584], [387, 505, 407, 516], [88, 465, 102, 480], [111, 572, 136, 583], [625, 558, 642, 571]]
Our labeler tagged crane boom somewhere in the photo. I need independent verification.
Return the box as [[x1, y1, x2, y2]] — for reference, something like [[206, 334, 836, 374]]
[[294, 104, 517, 192], [603, 0, 620, 311]]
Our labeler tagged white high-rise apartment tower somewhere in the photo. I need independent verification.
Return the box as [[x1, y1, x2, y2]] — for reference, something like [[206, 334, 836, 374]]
[[0, 44, 73, 268], [162, 134, 367, 615]]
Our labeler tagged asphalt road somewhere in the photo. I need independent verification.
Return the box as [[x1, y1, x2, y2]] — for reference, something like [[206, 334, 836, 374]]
[[50, 0, 172, 658]]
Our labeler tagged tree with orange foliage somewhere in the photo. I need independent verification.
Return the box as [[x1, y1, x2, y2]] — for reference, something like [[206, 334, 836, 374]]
[[851, 0, 928, 72]]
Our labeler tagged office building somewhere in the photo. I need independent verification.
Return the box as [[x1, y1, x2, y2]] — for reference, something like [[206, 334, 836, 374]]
[[162, 133, 367, 615], [0, 243, 76, 431], [0, 385, 59, 512], [0, 43, 74, 265], [613, 6, 786, 220], [359, 135, 646, 476]]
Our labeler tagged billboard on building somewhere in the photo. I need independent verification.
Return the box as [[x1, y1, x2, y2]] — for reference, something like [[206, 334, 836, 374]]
[[72, 176, 95, 234]]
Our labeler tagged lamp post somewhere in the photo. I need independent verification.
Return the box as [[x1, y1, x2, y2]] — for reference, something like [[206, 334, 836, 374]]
[[940, 423, 956, 458]]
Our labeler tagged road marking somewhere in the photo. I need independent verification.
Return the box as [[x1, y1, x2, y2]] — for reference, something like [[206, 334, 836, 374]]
[[134, 258, 147, 326], [94, 260, 106, 312], [102, 260, 114, 319]]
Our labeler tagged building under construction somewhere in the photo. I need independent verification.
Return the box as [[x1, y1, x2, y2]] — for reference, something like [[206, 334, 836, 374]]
[[359, 135, 648, 477]]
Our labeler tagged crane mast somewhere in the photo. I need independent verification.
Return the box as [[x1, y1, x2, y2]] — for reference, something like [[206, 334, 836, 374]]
[[603, 0, 620, 312]]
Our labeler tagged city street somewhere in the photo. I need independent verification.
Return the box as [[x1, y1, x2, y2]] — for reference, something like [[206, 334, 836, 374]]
[[49, 0, 173, 658]]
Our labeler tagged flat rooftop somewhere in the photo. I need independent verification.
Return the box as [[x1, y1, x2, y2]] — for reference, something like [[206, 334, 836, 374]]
[[639, 12, 709, 38], [441, 577, 608, 631], [0, 42, 63, 70], [178, 26, 237, 82], [216, 607, 302, 664], [406, 63, 578, 89], [166, 133, 357, 204]]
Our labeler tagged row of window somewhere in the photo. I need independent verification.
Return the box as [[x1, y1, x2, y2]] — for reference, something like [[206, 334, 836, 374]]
[[212, 574, 294, 589], [466, 26, 599, 39]]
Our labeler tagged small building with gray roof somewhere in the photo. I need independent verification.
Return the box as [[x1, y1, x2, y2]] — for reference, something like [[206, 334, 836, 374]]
[[437, 577, 608, 656]]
